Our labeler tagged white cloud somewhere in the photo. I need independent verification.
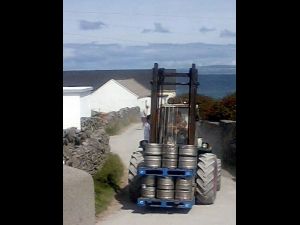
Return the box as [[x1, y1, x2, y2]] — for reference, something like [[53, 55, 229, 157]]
[[220, 29, 236, 38], [63, 47, 75, 60], [63, 42, 236, 70]]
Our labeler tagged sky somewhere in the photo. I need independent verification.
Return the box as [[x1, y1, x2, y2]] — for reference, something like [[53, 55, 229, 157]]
[[63, 0, 236, 70]]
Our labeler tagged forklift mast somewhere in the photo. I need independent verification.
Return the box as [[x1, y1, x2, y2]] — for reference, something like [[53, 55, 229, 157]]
[[149, 63, 199, 145]]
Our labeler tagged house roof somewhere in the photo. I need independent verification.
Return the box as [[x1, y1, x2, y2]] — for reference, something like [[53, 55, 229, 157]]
[[63, 86, 93, 94], [63, 69, 176, 97], [115, 79, 150, 98]]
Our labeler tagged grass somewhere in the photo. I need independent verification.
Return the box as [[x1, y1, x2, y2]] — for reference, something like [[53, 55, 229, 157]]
[[93, 153, 124, 215]]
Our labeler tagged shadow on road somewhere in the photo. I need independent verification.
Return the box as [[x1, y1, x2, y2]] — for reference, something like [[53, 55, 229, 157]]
[[222, 163, 236, 181], [114, 185, 191, 214]]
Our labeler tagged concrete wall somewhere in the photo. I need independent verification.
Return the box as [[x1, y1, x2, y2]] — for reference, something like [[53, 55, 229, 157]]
[[220, 120, 236, 166], [63, 87, 93, 129], [63, 166, 95, 225], [63, 95, 81, 129], [197, 120, 236, 165], [90, 79, 138, 113], [80, 93, 91, 118]]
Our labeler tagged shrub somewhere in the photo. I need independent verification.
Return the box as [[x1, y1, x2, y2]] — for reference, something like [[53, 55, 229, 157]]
[[173, 92, 236, 122], [93, 153, 124, 186], [196, 95, 218, 120], [220, 92, 236, 120], [93, 153, 124, 215]]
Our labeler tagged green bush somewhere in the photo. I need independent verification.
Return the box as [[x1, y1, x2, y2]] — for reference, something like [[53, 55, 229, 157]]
[[93, 153, 124, 186], [93, 153, 124, 215], [205, 92, 236, 121], [220, 92, 236, 120], [174, 92, 236, 122], [196, 95, 218, 121]]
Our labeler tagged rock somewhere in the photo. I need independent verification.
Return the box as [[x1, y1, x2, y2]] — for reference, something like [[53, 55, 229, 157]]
[[63, 138, 68, 145], [74, 136, 81, 145], [85, 130, 92, 138], [80, 132, 88, 140], [63, 106, 139, 175], [65, 128, 77, 143]]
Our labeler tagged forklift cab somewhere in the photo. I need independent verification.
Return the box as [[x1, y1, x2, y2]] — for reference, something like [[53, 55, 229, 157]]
[[158, 104, 189, 145]]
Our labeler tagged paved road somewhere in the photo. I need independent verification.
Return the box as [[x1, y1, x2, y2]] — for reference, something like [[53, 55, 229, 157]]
[[96, 123, 236, 225]]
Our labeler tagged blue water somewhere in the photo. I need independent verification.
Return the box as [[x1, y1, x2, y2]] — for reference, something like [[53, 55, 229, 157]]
[[198, 74, 236, 99], [176, 65, 236, 99]]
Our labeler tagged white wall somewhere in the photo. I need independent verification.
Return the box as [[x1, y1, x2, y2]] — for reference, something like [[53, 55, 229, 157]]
[[63, 94, 81, 129], [80, 93, 91, 117], [63, 87, 92, 129], [89, 80, 138, 113]]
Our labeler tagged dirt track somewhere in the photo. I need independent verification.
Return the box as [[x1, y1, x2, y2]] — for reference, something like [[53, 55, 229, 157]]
[[96, 123, 236, 225]]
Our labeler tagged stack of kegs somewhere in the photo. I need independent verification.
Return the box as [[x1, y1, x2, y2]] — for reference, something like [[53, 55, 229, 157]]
[[178, 145, 198, 169], [142, 143, 198, 200], [175, 177, 194, 200], [144, 143, 162, 168], [156, 176, 175, 199], [141, 175, 156, 198], [161, 144, 178, 168]]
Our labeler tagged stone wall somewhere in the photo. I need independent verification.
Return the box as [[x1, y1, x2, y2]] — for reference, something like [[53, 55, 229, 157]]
[[83, 107, 140, 131], [63, 127, 110, 175], [63, 106, 140, 175], [197, 120, 236, 166], [103, 106, 140, 127]]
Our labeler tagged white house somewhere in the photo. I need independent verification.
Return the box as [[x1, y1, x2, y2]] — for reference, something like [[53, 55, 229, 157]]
[[89, 78, 149, 113], [63, 86, 93, 129], [63, 69, 176, 116]]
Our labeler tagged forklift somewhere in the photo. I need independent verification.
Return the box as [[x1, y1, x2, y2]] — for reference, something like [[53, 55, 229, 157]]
[[128, 63, 221, 209]]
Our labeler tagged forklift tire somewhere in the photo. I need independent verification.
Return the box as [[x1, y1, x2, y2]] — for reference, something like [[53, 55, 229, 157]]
[[128, 151, 144, 203], [195, 153, 218, 205], [217, 158, 222, 191]]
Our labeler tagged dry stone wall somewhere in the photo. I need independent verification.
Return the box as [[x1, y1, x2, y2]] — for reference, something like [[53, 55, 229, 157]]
[[63, 106, 140, 175]]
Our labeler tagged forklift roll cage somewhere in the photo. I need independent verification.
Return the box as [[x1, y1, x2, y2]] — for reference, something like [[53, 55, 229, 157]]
[[150, 63, 199, 145]]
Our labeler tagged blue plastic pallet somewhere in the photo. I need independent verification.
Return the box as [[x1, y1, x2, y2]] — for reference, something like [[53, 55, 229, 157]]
[[138, 167, 195, 177], [137, 197, 195, 208]]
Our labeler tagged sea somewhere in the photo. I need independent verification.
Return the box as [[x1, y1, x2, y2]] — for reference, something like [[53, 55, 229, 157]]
[[176, 65, 236, 99]]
